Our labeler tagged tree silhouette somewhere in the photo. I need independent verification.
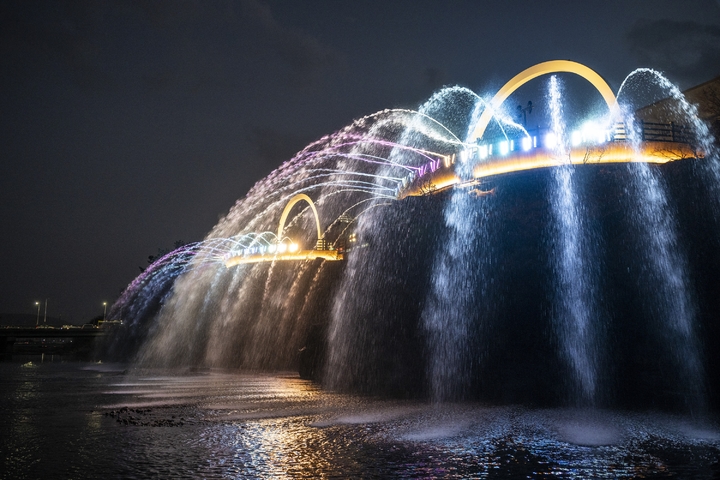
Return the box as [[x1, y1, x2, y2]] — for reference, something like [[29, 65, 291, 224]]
[[139, 240, 186, 272]]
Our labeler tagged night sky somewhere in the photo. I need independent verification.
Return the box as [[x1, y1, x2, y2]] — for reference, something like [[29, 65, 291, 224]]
[[2, 0, 720, 323]]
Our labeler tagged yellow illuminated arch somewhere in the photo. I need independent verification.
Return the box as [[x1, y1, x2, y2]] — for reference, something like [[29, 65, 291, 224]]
[[468, 60, 620, 142], [277, 193, 323, 241]]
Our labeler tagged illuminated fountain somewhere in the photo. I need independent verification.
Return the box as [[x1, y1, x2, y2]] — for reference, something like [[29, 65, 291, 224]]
[[107, 61, 717, 411]]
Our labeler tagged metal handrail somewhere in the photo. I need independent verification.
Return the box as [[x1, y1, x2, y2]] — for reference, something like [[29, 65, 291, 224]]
[[611, 121, 694, 144], [480, 121, 695, 146]]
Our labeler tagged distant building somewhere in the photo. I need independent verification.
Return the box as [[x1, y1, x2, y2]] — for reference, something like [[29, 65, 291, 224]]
[[636, 76, 720, 140]]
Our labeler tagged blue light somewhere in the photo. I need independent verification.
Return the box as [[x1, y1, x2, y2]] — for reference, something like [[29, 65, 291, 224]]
[[521, 137, 532, 151], [571, 130, 582, 146], [479, 144, 489, 159], [499, 141, 509, 156], [545, 132, 558, 149]]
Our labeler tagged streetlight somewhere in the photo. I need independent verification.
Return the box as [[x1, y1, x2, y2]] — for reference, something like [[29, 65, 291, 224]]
[[103, 302, 107, 321], [35, 301, 40, 326]]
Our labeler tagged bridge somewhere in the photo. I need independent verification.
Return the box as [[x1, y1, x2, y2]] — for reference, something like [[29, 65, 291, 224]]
[[0, 326, 106, 357], [224, 193, 344, 267], [399, 60, 703, 198], [224, 61, 705, 266], [400, 120, 702, 198]]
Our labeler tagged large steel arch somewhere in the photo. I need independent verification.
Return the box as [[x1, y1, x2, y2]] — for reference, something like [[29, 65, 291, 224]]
[[468, 60, 620, 143], [277, 193, 323, 242]]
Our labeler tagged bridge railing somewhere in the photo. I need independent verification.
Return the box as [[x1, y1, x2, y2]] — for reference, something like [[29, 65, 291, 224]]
[[401, 120, 699, 196], [472, 120, 696, 156], [519, 122, 694, 145], [611, 121, 694, 144]]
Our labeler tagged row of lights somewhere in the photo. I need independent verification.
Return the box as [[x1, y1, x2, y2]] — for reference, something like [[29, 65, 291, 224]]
[[396, 121, 613, 197], [237, 241, 300, 257], [463, 122, 612, 161], [569, 122, 612, 147]]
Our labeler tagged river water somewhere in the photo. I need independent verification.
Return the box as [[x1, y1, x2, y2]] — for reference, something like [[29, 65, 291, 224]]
[[2, 359, 720, 479]]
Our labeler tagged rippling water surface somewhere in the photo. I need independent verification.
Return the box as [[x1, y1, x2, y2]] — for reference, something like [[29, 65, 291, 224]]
[[2, 360, 720, 479]]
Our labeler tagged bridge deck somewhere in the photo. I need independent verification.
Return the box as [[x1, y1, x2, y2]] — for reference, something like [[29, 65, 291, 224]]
[[401, 140, 702, 198], [224, 249, 343, 267]]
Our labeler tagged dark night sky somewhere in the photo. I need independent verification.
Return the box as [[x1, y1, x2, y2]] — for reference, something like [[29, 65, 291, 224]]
[[1, 0, 719, 323]]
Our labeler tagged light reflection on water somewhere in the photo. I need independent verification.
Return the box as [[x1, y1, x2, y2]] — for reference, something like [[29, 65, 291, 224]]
[[1, 362, 719, 479]]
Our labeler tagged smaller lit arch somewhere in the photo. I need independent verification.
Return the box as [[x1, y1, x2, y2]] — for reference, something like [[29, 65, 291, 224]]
[[277, 193, 323, 242]]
